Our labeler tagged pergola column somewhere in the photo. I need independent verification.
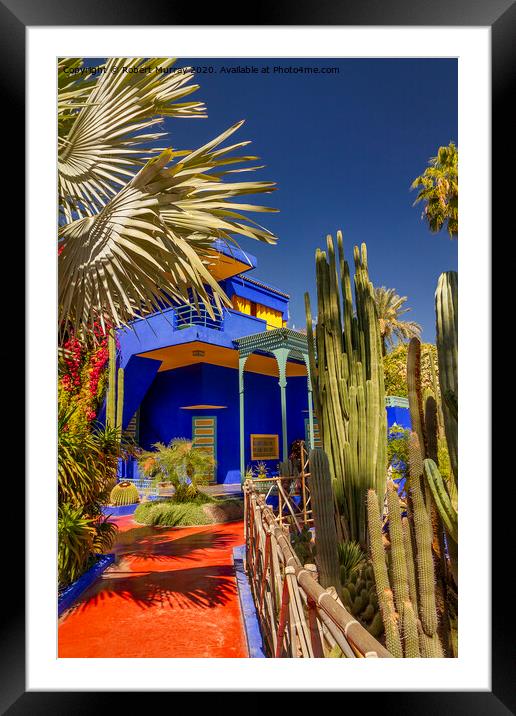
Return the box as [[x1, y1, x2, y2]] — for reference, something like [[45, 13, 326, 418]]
[[238, 353, 249, 478], [304, 358, 315, 451], [272, 347, 290, 462]]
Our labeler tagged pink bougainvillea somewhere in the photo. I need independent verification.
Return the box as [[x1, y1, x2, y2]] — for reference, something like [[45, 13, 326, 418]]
[[59, 321, 113, 426]]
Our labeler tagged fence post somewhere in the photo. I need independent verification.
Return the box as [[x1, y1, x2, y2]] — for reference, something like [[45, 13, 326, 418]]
[[305, 563, 324, 658]]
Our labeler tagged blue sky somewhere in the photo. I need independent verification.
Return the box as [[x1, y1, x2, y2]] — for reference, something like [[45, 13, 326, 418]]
[[86, 57, 458, 342], [170, 58, 458, 342]]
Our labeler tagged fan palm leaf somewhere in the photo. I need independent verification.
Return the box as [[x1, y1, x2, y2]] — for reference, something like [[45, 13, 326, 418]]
[[59, 121, 277, 336], [58, 57, 206, 221], [58, 58, 278, 338]]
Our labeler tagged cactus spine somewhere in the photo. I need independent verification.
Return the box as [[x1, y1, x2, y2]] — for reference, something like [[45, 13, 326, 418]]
[[305, 232, 386, 546], [309, 449, 342, 597], [435, 272, 458, 482]]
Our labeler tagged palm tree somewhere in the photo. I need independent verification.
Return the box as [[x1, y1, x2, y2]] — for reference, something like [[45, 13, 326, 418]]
[[58, 58, 278, 341], [374, 287, 422, 356], [411, 142, 458, 238]]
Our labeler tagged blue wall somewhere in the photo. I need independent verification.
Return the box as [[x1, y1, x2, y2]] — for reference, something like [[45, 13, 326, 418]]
[[138, 363, 309, 484], [386, 406, 411, 430]]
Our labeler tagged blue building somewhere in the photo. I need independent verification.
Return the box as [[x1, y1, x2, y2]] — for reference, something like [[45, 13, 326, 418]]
[[116, 241, 316, 484]]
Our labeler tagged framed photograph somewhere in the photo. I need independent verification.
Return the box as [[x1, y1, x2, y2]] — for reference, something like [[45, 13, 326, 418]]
[[7, 0, 508, 709]]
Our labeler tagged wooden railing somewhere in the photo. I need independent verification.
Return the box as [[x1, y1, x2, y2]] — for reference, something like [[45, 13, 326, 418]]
[[243, 483, 392, 658]]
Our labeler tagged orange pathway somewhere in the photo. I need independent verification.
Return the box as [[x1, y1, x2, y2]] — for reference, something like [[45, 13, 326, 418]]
[[58, 516, 248, 658]]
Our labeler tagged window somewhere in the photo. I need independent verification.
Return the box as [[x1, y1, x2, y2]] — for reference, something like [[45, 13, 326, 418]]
[[250, 434, 279, 461]]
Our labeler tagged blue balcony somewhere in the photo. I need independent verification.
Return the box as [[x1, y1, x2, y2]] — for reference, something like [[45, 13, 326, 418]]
[[173, 302, 224, 331]]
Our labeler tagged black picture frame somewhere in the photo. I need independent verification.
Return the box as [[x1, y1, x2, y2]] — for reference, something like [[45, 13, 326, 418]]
[[5, 0, 509, 711]]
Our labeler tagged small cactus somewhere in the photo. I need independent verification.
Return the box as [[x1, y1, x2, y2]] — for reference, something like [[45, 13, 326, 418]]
[[110, 481, 139, 506]]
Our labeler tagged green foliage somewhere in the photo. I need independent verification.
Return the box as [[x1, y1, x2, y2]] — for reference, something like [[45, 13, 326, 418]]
[[373, 286, 421, 356], [110, 481, 140, 506], [58, 503, 96, 586], [137, 438, 214, 501], [383, 343, 439, 399], [305, 234, 387, 546], [134, 495, 237, 527], [411, 142, 458, 238], [387, 426, 410, 483], [58, 405, 120, 587], [337, 541, 366, 585], [134, 500, 210, 527], [290, 525, 316, 565]]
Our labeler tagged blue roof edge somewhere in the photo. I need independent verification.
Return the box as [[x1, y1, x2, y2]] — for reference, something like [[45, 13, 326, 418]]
[[212, 239, 257, 272]]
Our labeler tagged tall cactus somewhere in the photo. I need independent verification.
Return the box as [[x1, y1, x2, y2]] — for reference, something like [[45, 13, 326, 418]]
[[367, 489, 403, 657], [407, 338, 427, 456], [106, 331, 124, 437], [435, 271, 458, 481], [309, 449, 342, 597], [305, 232, 386, 546], [366, 484, 443, 657], [116, 367, 124, 432], [106, 331, 117, 428]]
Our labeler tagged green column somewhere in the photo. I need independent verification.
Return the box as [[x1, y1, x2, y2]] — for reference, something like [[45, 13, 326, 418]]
[[239, 353, 249, 479], [272, 347, 290, 462]]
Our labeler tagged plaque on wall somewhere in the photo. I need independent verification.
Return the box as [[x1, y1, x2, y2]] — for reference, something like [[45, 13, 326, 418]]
[[250, 434, 279, 461]]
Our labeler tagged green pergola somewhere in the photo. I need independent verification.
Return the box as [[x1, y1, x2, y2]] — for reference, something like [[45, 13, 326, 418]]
[[235, 327, 314, 477]]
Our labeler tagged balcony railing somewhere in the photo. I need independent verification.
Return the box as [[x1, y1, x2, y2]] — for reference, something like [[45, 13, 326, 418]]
[[173, 303, 224, 331]]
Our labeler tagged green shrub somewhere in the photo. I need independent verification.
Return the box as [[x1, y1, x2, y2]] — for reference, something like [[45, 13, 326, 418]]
[[338, 541, 366, 585], [134, 500, 209, 526], [134, 495, 240, 527], [58, 405, 120, 587], [58, 503, 96, 586], [383, 343, 439, 398], [137, 438, 215, 501]]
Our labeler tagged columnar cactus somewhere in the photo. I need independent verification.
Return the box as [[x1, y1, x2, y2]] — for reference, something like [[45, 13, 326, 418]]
[[106, 331, 124, 437], [407, 338, 427, 457], [435, 271, 458, 481], [309, 449, 341, 597], [386, 481, 409, 615], [116, 366, 124, 432], [366, 489, 403, 657], [305, 232, 386, 546], [106, 331, 117, 428], [401, 600, 420, 658], [366, 483, 443, 657], [410, 477, 438, 636]]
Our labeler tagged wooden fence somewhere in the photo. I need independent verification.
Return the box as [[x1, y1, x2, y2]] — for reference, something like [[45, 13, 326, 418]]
[[243, 482, 392, 658]]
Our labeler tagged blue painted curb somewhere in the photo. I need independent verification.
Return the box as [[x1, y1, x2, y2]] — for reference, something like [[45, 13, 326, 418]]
[[233, 545, 266, 658], [101, 502, 139, 517], [58, 553, 115, 617], [101, 496, 162, 518]]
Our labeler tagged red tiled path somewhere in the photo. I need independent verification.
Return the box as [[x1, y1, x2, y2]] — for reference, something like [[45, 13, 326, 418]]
[[58, 516, 248, 658]]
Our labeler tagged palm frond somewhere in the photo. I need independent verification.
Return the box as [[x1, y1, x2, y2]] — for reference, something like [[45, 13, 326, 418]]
[[58, 57, 206, 222], [59, 121, 277, 337]]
